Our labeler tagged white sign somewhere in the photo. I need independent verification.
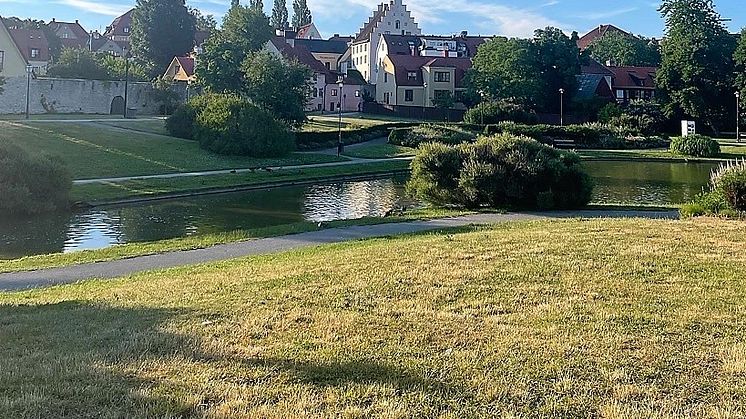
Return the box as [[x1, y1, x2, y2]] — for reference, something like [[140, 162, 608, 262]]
[[681, 120, 696, 137]]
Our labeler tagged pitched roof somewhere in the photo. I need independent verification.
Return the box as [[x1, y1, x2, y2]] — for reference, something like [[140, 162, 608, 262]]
[[194, 30, 210, 47], [607, 66, 657, 90], [381, 34, 490, 57], [354, 3, 388, 43], [388, 55, 472, 87], [105, 9, 134, 38], [269, 37, 328, 74], [175, 56, 195, 77], [296, 23, 318, 39], [577, 24, 631, 50], [48, 20, 89, 49], [576, 74, 611, 100], [581, 58, 614, 76], [294, 38, 349, 54], [7, 27, 51, 62]]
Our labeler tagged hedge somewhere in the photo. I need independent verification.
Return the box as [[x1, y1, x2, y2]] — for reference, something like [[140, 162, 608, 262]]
[[388, 124, 478, 148], [296, 122, 416, 151], [669, 135, 721, 158]]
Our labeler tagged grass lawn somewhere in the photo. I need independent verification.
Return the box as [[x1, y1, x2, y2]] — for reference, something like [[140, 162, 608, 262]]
[[3, 218, 746, 416], [96, 119, 170, 136], [71, 159, 412, 203], [579, 146, 746, 162], [343, 144, 417, 159], [0, 121, 344, 179], [0, 207, 468, 274], [303, 115, 416, 133]]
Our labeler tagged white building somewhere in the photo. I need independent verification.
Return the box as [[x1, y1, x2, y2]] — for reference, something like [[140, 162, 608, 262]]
[[348, 0, 420, 84]]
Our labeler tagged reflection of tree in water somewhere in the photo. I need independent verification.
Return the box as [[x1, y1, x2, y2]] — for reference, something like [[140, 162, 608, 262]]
[[0, 212, 71, 259], [302, 179, 410, 222]]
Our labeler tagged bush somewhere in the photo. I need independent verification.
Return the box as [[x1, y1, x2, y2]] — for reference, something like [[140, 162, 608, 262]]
[[682, 160, 746, 218], [296, 123, 414, 151], [463, 100, 538, 125], [0, 142, 72, 215], [669, 135, 720, 157], [408, 134, 594, 210], [193, 94, 295, 157], [389, 124, 477, 148], [166, 94, 213, 140], [597, 103, 623, 123], [484, 122, 623, 148]]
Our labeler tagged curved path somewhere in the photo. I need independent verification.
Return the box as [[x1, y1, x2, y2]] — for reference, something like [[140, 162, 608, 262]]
[[0, 210, 677, 292]]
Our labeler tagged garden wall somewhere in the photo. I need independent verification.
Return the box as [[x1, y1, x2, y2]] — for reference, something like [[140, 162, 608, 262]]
[[0, 76, 186, 116]]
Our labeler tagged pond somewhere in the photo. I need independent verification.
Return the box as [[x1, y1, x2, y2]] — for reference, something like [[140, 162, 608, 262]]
[[0, 160, 722, 259]]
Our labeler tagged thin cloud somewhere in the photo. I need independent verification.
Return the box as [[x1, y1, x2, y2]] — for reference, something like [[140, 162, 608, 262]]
[[577, 7, 639, 20], [55, 0, 132, 16]]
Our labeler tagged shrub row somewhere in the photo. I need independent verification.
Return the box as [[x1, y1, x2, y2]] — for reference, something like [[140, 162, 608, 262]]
[[407, 134, 594, 210], [167, 94, 294, 157], [390, 122, 668, 150], [296, 122, 415, 151], [669, 135, 721, 158], [0, 142, 72, 216], [682, 160, 746, 218], [463, 101, 538, 125]]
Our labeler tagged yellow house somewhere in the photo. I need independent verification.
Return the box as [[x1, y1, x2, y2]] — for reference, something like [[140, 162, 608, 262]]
[[0, 18, 32, 77], [163, 56, 196, 82]]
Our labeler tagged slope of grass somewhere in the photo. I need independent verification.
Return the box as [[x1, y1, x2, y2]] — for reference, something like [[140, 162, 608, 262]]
[[96, 119, 170, 136], [343, 144, 417, 159], [579, 146, 746, 161], [0, 121, 343, 179], [71, 159, 412, 203], [3, 218, 746, 417]]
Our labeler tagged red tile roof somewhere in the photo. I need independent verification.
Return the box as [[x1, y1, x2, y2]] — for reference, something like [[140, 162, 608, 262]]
[[296, 23, 314, 39], [581, 58, 614, 76], [175, 56, 195, 77], [270, 37, 328, 74], [607, 66, 657, 90], [48, 20, 89, 49], [105, 9, 134, 38], [7, 28, 51, 62], [577, 24, 631, 50]]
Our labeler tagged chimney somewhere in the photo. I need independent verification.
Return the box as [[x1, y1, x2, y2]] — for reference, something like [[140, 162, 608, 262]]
[[460, 30, 468, 38], [51, 18, 56, 22], [75, 19, 79, 24]]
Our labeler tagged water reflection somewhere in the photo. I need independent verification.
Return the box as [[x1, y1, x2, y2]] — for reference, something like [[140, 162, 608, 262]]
[[0, 178, 412, 259], [0, 162, 726, 259]]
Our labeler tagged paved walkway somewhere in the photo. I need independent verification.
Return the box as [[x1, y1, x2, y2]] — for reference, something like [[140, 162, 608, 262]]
[[0, 210, 678, 292]]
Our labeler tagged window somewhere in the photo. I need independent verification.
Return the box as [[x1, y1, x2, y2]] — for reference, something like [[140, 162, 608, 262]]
[[313, 89, 318, 98], [0, 51, 4, 71], [325, 62, 330, 70], [434, 90, 450, 100], [395, 20, 401, 30], [384, 73, 388, 83], [616, 89, 625, 100], [123, 27, 130, 34], [405, 89, 414, 102], [62, 33, 69, 39], [331, 89, 338, 97], [318, 88, 324, 97], [407, 71, 417, 80], [355, 90, 360, 97], [434, 71, 450, 82], [385, 31, 390, 35], [30, 48, 39, 59]]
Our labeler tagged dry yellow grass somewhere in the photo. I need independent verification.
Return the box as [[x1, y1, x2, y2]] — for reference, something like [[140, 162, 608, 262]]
[[2, 218, 746, 417]]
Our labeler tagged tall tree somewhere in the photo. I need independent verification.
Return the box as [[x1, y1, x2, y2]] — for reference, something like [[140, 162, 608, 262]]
[[734, 28, 746, 99], [587, 31, 661, 66], [189, 7, 217, 33], [657, 0, 736, 132], [250, 0, 264, 11], [131, 0, 196, 74], [291, 0, 312, 28], [242, 51, 311, 126], [197, 5, 273, 92], [231, 0, 240, 7], [271, 0, 289, 29], [533, 27, 581, 113]]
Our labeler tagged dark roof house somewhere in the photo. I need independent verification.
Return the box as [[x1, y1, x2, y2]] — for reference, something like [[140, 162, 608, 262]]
[[8, 28, 51, 63], [48, 19, 89, 49], [577, 24, 631, 50], [387, 55, 472, 87]]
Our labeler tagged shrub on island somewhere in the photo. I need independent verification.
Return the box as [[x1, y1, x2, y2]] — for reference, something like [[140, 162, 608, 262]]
[[407, 134, 594, 210], [669, 135, 720, 158]]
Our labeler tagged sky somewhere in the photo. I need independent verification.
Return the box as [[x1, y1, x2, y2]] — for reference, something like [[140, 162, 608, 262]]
[[4, 0, 746, 39]]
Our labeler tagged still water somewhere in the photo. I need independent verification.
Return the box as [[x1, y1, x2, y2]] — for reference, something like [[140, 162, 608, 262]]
[[0, 161, 723, 259]]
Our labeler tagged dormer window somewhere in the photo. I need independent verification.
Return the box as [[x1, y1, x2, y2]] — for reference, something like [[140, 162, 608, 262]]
[[123, 27, 130, 34], [30, 48, 40, 59], [407, 71, 417, 80]]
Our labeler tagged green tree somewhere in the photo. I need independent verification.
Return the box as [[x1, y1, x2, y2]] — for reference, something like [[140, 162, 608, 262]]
[[657, 0, 736, 132], [47, 48, 110, 80], [431, 91, 455, 109], [196, 5, 273, 92], [189, 7, 217, 32], [533, 27, 580, 113], [250, 0, 264, 10], [241, 51, 311, 126], [131, 0, 196, 74], [469, 37, 543, 109], [291, 0, 312, 28], [734, 28, 746, 99], [99, 54, 150, 81], [271, 0, 289, 29], [587, 31, 661, 66]]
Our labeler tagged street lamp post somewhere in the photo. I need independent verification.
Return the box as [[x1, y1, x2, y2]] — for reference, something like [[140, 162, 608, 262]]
[[478, 90, 485, 125], [736, 91, 741, 143], [25, 65, 33, 120], [422, 82, 428, 122], [559, 88, 565, 127], [123, 48, 130, 119], [337, 76, 344, 157]]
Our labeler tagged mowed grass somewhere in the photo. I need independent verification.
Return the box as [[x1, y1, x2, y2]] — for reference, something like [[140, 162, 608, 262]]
[[3, 218, 746, 417], [0, 121, 344, 179], [71, 159, 411, 202], [96, 119, 171, 136], [343, 144, 417, 159], [579, 146, 746, 162]]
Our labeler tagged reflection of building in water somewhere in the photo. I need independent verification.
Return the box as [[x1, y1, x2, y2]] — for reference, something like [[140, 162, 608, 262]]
[[302, 179, 405, 222]]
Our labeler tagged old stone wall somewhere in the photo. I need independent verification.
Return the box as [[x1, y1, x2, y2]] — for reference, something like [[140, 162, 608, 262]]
[[0, 76, 186, 115]]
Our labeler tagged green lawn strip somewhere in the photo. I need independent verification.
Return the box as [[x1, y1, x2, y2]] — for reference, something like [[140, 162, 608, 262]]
[[0, 207, 469, 274], [0, 114, 122, 121], [71, 159, 412, 203], [95, 119, 170, 136], [2, 218, 746, 416], [2, 121, 344, 178], [343, 144, 417, 159], [579, 147, 746, 162]]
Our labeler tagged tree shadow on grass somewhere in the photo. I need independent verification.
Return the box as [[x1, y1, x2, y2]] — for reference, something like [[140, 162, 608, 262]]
[[0, 301, 476, 417], [0, 301, 203, 418]]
